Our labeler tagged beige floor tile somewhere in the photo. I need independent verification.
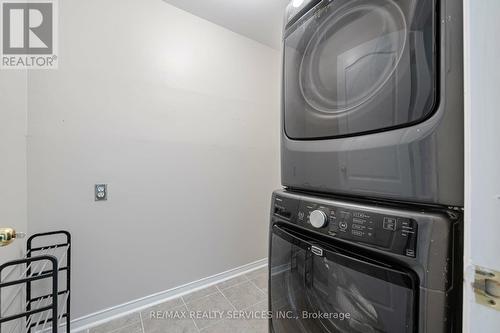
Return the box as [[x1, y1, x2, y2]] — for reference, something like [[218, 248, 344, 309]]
[[247, 300, 268, 313], [200, 319, 252, 333], [221, 281, 267, 311], [109, 322, 144, 333], [142, 305, 198, 333], [185, 292, 234, 330], [250, 273, 268, 293], [141, 298, 184, 320], [200, 303, 269, 333], [242, 300, 270, 332], [89, 313, 141, 333]]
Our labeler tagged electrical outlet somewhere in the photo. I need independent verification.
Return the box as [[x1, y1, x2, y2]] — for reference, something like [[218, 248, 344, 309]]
[[95, 184, 107, 201]]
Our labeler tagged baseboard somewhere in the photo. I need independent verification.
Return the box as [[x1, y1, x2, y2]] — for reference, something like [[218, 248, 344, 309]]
[[70, 258, 268, 332]]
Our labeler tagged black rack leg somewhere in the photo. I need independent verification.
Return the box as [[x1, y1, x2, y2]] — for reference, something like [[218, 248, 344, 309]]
[[26, 259, 32, 333], [0, 286, 2, 333], [66, 241, 71, 333], [51, 270, 58, 333]]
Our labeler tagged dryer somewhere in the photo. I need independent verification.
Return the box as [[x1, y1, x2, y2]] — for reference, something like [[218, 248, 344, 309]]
[[281, 0, 463, 206]]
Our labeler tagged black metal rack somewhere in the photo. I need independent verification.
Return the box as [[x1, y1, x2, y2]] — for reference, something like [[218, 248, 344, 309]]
[[0, 231, 71, 333]]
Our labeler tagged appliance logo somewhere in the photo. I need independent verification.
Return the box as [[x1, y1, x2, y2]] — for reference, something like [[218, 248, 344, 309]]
[[311, 246, 324, 257], [1, 0, 58, 69]]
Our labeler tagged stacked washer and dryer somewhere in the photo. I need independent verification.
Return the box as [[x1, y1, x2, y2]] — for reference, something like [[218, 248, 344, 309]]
[[268, 0, 463, 332]]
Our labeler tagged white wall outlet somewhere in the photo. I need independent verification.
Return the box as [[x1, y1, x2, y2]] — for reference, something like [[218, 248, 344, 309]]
[[95, 184, 107, 201]]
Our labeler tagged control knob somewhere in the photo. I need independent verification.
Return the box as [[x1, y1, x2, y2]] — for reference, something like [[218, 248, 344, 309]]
[[310, 210, 328, 228]]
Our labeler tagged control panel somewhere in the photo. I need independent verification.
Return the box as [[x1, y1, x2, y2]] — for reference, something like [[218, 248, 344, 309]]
[[273, 194, 418, 258]]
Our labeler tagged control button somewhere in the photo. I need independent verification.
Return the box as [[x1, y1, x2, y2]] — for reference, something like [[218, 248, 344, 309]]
[[352, 224, 365, 231], [383, 217, 397, 231], [353, 212, 369, 219], [352, 230, 364, 237], [405, 249, 416, 257], [399, 218, 415, 236], [310, 210, 328, 229], [339, 221, 348, 231], [352, 218, 367, 225]]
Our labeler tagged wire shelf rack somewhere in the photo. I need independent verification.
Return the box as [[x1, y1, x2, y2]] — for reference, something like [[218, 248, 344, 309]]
[[0, 231, 71, 333]]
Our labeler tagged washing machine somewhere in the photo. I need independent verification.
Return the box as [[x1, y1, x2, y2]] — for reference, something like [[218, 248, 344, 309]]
[[281, 0, 464, 206], [269, 190, 463, 333]]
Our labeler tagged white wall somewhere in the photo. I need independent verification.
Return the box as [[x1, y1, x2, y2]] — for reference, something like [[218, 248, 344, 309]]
[[464, 0, 500, 330], [26, 0, 281, 318], [0, 72, 27, 258], [0, 69, 28, 258], [0, 70, 28, 323]]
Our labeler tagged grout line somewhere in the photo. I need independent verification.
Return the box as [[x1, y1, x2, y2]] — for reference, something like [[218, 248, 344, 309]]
[[138, 312, 145, 333], [241, 279, 268, 312], [216, 285, 237, 312], [183, 286, 236, 331], [248, 278, 267, 296], [181, 295, 201, 333], [240, 298, 268, 312], [197, 287, 235, 332], [214, 284, 268, 328]]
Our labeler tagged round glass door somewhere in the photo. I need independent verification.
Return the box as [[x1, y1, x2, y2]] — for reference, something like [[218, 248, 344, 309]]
[[284, 0, 436, 139], [300, 0, 406, 114]]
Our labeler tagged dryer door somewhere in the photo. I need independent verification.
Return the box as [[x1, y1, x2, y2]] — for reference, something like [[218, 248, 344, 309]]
[[270, 225, 418, 333], [284, 0, 436, 139]]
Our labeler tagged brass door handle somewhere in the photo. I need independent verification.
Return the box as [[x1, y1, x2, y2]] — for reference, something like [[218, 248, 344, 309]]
[[0, 228, 26, 247]]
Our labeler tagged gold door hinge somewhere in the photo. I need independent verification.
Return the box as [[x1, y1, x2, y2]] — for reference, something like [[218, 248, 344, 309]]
[[474, 267, 500, 311]]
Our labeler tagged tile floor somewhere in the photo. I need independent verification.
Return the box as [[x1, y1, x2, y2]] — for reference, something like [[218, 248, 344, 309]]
[[87, 267, 269, 333]]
